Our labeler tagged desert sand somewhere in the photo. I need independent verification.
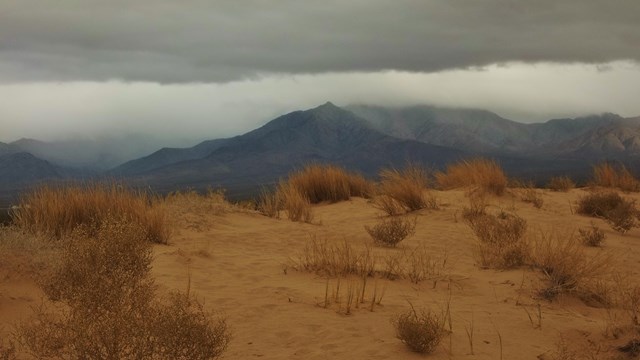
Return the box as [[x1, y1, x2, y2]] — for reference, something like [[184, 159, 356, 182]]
[[2, 188, 640, 359]]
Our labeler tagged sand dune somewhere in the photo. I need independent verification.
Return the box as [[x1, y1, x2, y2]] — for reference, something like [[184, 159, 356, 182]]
[[3, 189, 640, 359]]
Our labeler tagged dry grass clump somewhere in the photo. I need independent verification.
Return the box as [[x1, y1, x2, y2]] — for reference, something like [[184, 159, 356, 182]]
[[257, 187, 280, 219], [392, 306, 446, 354], [15, 216, 229, 359], [547, 176, 576, 192], [577, 191, 638, 234], [592, 163, 640, 192], [373, 164, 436, 215], [578, 223, 606, 247], [461, 193, 488, 222], [521, 186, 544, 209], [435, 158, 507, 196], [532, 232, 612, 302], [292, 236, 375, 277], [286, 164, 373, 203], [278, 182, 314, 223], [365, 216, 416, 247], [11, 183, 170, 244], [467, 212, 529, 269]]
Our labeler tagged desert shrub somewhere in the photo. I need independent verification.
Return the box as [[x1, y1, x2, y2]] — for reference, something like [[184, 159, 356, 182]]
[[365, 216, 417, 247], [374, 164, 436, 215], [16, 216, 229, 359], [577, 191, 625, 217], [257, 188, 280, 218], [286, 164, 372, 203], [604, 198, 637, 234], [532, 232, 612, 301], [392, 307, 446, 354], [592, 163, 639, 192], [547, 176, 576, 192], [577, 191, 637, 233], [11, 183, 170, 244], [435, 158, 507, 196], [467, 213, 529, 268], [278, 182, 314, 223], [578, 223, 605, 247]]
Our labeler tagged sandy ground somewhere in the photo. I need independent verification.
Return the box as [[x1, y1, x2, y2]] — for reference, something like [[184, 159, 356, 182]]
[[2, 188, 640, 359]]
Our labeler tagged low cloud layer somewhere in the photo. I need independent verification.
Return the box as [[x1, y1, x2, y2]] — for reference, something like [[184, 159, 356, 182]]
[[1, 1, 639, 83], [2, 62, 639, 144]]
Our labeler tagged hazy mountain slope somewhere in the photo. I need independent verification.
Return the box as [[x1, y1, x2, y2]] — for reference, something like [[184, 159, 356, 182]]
[[112, 138, 232, 175], [346, 105, 532, 153], [10, 135, 189, 170], [132, 102, 468, 195], [349, 105, 640, 159], [0, 142, 18, 157], [0, 152, 62, 185]]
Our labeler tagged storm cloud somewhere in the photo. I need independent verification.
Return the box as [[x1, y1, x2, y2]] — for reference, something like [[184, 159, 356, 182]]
[[1, 0, 639, 83]]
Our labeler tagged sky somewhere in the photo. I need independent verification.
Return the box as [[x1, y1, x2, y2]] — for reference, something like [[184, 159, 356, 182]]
[[1, 0, 639, 144]]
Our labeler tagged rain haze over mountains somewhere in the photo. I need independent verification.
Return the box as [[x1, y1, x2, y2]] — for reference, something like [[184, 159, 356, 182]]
[[1, 1, 640, 202]]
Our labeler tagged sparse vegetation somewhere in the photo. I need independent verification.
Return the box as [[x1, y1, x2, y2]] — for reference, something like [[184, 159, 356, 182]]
[[578, 223, 606, 247], [392, 306, 446, 354], [15, 216, 230, 359], [592, 162, 639, 192], [365, 216, 416, 247], [467, 212, 529, 268], [292, 236, 375, 277], [532, 232, 612, 302], [435, 158, 507, 196], [373, 164, 436, 215], [577, 191, 638, 233], [11, 183, 171, 244], [547, 176, 576, 192]]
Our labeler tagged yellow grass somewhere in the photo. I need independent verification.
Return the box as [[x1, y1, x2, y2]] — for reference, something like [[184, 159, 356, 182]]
[[374, 164, 436, 215], [286, 164, 373, 204], [592, 163, 640, 192], [435, 158, 507, 195], [11, 183, 171, 244]]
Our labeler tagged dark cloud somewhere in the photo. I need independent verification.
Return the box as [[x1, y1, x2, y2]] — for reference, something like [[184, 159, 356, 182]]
[[1, 0, 638, 83]]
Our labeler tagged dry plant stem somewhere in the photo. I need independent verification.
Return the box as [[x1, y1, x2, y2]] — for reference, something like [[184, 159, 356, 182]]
[[464, 310, 475, 355]]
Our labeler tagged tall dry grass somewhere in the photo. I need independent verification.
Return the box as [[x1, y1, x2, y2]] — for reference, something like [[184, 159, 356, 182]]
[[272, 164, 373, 222], [286, 164, 373, 203], [592, 163, 639, 192], [278, 182, 314, 223], [435, 158, 507, 196], [373, 165, 436, 215], [532, 231, 613, 302], [11, 183, 171, 244]]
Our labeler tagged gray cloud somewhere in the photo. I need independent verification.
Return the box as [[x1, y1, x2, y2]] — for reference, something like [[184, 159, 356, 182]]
[[1, 0, 639, 83], [2, 62, 640, 144]]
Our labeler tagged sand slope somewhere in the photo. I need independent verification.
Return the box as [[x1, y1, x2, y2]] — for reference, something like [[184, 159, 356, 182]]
[[3, 189, 640, 359]]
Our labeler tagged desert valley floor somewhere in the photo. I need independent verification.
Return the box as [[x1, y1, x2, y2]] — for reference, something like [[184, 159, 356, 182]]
[[2, 188, 640, 359]]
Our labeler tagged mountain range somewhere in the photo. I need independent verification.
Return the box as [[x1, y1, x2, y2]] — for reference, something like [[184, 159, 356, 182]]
[[3, 102, 640, 203]]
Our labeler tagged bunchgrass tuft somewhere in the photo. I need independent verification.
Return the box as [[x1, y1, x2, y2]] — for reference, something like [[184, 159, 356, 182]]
[[373, 164, 436, 215], [11, 183, 170, 244], [436, 158, 507, 196]]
